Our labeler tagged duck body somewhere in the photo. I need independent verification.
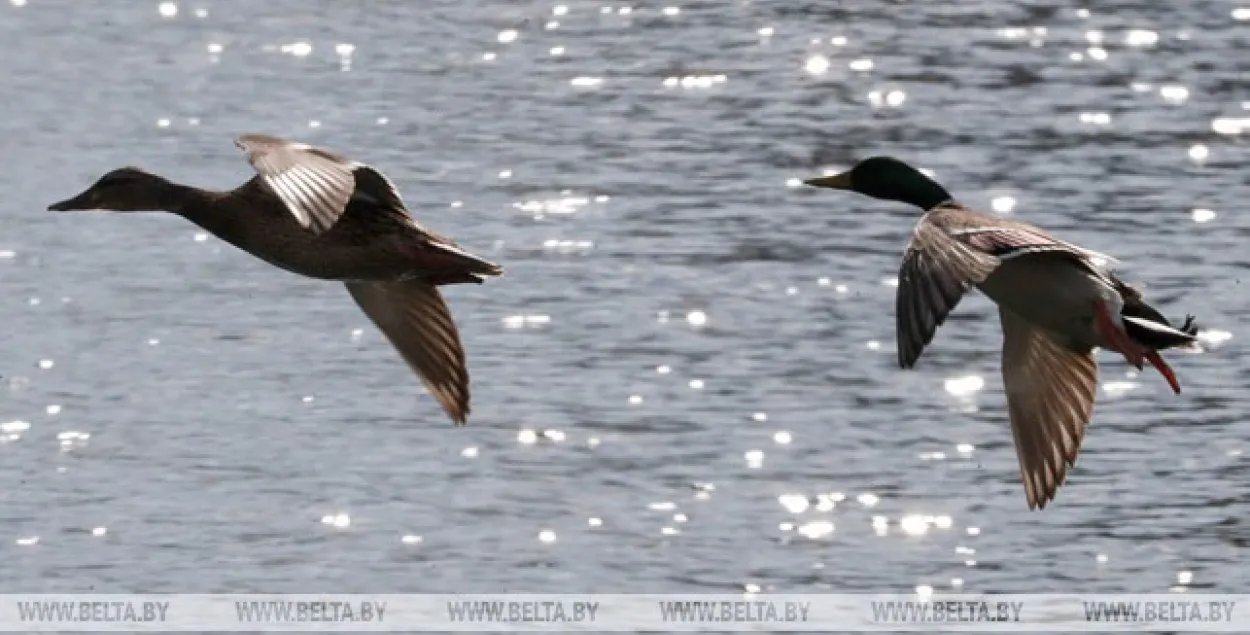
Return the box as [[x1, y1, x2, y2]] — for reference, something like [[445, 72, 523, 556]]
[[918, 204, 1127, 354], [177, 176, 497, 285], [978, 254, 1116, 350], [805, 156, 1198, 509], [48, 134, 502, 425]]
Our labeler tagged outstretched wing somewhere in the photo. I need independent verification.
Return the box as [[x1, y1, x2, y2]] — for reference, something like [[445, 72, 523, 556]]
[[236, 134, 415, 237], [346, 280, 471, 425], [999, 307, 1098, 510], [895, 212, 999, 368]]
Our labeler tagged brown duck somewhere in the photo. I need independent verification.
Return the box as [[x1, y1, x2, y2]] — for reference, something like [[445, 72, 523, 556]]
[[805, 156, 1198, 509], [49, 134, 502, 425]]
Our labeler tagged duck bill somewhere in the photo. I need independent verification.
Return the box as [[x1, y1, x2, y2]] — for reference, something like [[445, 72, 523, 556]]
[[803, 171, 853, 190], [47, 190, 94, 212]]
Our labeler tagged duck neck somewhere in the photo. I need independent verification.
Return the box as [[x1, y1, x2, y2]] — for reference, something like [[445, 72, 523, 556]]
[[161, 181, 227, 224], [896, 176, 953, 210]]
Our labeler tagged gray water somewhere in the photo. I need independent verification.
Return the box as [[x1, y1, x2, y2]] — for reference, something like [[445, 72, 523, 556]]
[[1, 0, 1247, 598]]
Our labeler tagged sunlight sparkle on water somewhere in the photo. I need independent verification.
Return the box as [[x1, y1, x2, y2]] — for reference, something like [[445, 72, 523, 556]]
[[1197, 329, 1232, 348], [538, 530, 557, 543], [1192, 208, 1217, 223], [1079, 112, 1112, 126], [1212, 118, 1250, 135], [686, 310, 707, 326], [320, 513, 350, 528], [944, 375, 984, 397], [92, 527, 107, 537], [1125, 29, 1159, 46], [1101, 381, 1138, 397], [991, 196, 1016, 213], [804, 55, 830, 75], [1189, 144, 1209, 162], [798, 521, 834, 539], [867, 90, 906, 108], [282, 41, 313, 57], [570, 77, 603, 88], [857, 493, 880, 508], [779, 494, 809, 514], [401, 534, 422, 544], [497, 30, 518, 43], [773, 431, 792, 445], [744, 450, 764, 469], [518, 429, 538, 444], [1, 421, 29, 434], [158, 2, 177, 17], [900, 515, 929, 536], [515, 195, 591, 217], [849, 58, 874, 71], [1160, 85, 1189, 104], [502, 314, 550, 329]]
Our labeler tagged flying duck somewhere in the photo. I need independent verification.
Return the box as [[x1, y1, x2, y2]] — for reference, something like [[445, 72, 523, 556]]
[[49, 134, 502, 425], [805, 156, 1198, 509]]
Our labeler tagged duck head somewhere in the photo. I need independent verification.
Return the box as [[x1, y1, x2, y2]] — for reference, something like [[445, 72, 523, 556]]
[[804, 156, 953, 210], [48, 167, 171, 212]]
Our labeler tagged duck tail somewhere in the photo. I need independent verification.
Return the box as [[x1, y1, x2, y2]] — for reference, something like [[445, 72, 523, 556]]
[[418, 241, 503, 286], [1121, 313, 1199, 350]]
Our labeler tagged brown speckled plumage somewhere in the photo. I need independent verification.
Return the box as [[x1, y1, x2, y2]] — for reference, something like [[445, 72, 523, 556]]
[[48, 134, 502, 425]]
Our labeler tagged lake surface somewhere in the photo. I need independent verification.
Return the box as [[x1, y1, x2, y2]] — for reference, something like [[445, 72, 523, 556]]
[[1, 0, 1246, 601]]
